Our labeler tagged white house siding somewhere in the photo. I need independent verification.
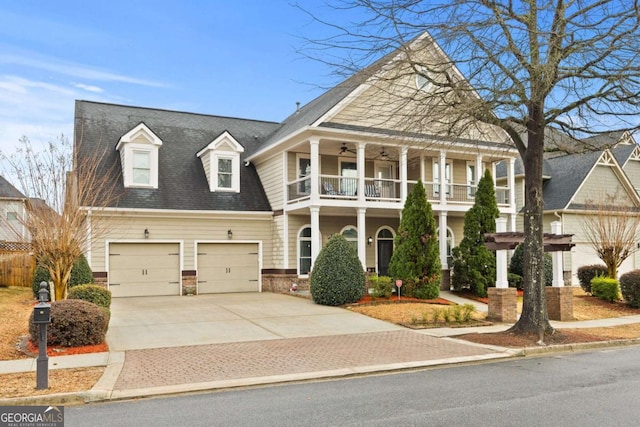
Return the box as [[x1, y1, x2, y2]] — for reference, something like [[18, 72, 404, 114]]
[[88, 213, 273, 273], [255, 153, 284, 209]]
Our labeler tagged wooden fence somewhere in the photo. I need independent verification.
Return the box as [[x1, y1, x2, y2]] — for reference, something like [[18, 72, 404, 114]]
[[0, 251, 35, 287]]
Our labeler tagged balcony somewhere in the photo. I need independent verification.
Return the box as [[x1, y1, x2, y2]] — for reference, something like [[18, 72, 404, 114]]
[[287, 175, 510, 207]]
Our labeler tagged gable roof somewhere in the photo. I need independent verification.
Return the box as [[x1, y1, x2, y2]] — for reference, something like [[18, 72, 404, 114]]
[[75, 101, 280, 212], [0, 176, 26, 199], [542, 150, 615, 210]]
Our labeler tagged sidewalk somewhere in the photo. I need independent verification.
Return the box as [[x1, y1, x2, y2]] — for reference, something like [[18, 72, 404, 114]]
[[3, 304, 640, 405]]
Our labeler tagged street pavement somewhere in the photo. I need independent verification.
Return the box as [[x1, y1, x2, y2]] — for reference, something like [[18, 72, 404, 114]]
[[2, 291, 640, 405]]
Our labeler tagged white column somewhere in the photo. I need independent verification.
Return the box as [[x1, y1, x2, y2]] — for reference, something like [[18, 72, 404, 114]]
[[495, 218, 509, 288], [310, 138, 320, 203], [551, 221, 564, 287], [310, 206, 321, 270], [400, 146, 408, 203], [357, 143, 366, 202], [357, 208, 367, 270], [509, 213, 517, 232], [508, 157, 516, 209], [420, 153, 425, 182], [475, 154, 483, 185], [439, 150, 447, 205], [439, 212, 448, 270]]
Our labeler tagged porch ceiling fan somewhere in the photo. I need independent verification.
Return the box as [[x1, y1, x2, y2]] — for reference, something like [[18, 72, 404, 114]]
[[379, 147, 389, 159], [339, 143, 356, 155]]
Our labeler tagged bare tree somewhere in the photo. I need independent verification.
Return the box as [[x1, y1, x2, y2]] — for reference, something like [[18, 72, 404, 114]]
[[582, 191, 640, 279], [298, 0, 640, 337], [1, 135, 119, 300]]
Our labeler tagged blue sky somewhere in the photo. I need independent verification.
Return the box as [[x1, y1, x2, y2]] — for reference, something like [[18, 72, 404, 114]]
[[0, 1, 345, 155]]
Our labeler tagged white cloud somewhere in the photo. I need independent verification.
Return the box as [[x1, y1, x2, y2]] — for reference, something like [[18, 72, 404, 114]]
[[0, 76, 85, 157], [0, 49, 165, 88], [74, 83, 104, 93]]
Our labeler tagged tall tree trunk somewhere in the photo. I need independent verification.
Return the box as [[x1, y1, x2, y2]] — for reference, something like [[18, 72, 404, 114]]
[[509, 104, 553, 337]]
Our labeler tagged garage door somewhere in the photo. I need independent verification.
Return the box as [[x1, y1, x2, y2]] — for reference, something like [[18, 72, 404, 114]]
[[197, 243, 259, 293], [109, 243, 181, 297]]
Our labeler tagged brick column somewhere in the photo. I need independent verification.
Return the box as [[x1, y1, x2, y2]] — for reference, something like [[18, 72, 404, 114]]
[[487, 287, 517, 323], [546, 287, 573, 321], [182, 270, 197, 295]]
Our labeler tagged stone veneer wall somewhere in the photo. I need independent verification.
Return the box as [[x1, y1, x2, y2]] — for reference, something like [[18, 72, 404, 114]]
[[182, 271, 197, 295], [262, 273, 310, 294]]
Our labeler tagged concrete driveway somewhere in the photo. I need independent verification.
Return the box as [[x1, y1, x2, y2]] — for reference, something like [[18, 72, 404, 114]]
[[106, 292, 402, 351]]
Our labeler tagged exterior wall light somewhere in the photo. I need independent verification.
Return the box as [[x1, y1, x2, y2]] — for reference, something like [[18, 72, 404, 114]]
[[228, 229, 233, 239], [367, 236, 373, 246], [144, 228, 150, 239]]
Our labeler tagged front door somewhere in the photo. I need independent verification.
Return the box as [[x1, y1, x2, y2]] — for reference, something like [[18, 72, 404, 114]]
[[377, 240, 393, 276]]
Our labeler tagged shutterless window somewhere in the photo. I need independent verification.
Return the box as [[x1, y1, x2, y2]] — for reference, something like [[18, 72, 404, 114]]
[[132, 151, 151, 185], [218, 158, 233, 188], [299, 227, 312, 275], [6, 211, 18, 221]]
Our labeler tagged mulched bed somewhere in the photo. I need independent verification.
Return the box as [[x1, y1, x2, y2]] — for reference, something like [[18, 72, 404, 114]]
[[349, 294, 455, 307], [453, 289, 523, 304], [457, 329, 612, 348], [22, 337, 108, 357]]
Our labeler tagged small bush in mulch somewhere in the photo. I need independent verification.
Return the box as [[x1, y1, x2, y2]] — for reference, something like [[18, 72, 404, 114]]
[[591, 276, 620, 302], [577, 264, 608, 294], [67, 284, 112, 310], [620, 270, 640, 308], [28, 299, 108, 347]]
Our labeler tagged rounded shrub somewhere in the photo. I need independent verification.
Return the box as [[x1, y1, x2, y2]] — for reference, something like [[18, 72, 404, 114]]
[[413, 275, 440, 300], [509, 244, 553, 287], [577, 264, 608, 294], [310, 234, 365, 306], [590, 276, 620, 303], [67, 284, 112, 310], [29, 299, 109, 347], [620, 270, 640, 308], [32, 254, 94, 297]]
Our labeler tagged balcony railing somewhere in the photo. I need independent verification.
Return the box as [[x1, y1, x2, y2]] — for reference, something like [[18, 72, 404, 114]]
[[286, 176, 510, 206]]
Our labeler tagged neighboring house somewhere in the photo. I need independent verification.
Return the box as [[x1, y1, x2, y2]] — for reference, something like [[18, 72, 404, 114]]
[[75, 34, 519, 298], [0, 175, 30, 243], [497, 131, 640, 284]]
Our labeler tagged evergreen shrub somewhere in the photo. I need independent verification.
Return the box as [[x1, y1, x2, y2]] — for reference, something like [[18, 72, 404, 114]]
[[310, 234, 365, 306], [590, 276, 620, 302], [620, 270, 640, 308], [67, 284, 112, 310], [577, 265, 608, 294], [28, 299, 108, 347]]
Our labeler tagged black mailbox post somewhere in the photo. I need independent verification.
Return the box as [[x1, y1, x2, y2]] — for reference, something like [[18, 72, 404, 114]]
[[34, 282, 51, 390]]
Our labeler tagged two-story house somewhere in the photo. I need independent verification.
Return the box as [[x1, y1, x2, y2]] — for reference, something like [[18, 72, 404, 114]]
[[75, 34, 519, 297]]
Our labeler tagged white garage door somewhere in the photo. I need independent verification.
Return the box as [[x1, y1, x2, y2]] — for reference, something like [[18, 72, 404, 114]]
[[570, 243, 636, 284], [109, 243, 181, 297], [197, 243, 259, 293]]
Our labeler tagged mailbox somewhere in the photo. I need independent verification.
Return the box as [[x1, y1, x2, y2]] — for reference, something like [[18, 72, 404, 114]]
[[33, 302, 51, 324]]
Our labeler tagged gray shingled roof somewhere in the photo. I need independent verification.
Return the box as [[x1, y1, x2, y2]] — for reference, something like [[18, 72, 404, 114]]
[[611, 143, 636, 166], [75, 101, 280, 211], [495, 158, 553, 179], [542, 150, 603, 210], [0, 176, 26, 199], [582, 131, 626, 150]]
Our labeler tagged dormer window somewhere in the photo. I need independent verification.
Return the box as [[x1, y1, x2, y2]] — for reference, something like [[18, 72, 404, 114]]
[[197, 131, 244, 193], [116, 123, 162, 189]]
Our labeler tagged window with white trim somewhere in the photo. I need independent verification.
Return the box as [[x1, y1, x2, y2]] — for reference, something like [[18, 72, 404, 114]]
[[197, 131, 244, 193], [133, 151, 151, 185], [341, 226, 358, 254], [217, 158, 233, 188], [299, 227, 312, 275], [116, 123, 162, 189]]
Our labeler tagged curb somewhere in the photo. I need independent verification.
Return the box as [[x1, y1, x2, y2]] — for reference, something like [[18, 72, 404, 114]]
[[517, 337, 640, 356]]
